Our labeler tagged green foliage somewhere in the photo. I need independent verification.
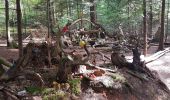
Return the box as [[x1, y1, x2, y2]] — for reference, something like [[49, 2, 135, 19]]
[[41, 88, 69, 100], [110, 73, 126, 83], [25, 86, 69, 100], [0, 0, 168, 35], [25, 86, 44, 95], [68, 78, 81, 95]]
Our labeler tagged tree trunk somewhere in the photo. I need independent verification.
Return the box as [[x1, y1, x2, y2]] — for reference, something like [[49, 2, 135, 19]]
[[46, 0, 52, 67], [165, 0, 169, 42], [143, 0, 147, 56], [68, 0, 72, 17], [158, 0, 165, 51], [148, 0, 153, 38], [5, 0, 11, 47], [127, 0, 130, 33], [50, 0, 56, 31], [16, 0, 23, 57], [76, 0, 79, 19], [90, 0, 96, 28]]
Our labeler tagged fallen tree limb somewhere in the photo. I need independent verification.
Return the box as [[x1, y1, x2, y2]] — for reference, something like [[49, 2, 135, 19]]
[[0, 87, 20, 100], [0, 57, 12, 67], [145, 47, 170, 64], [90, 51, 111, 61], [77, 62, 117, 73]]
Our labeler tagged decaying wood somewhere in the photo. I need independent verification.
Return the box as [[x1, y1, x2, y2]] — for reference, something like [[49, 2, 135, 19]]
[[111, 52, 128, 68], [0, 57, 12, 67], [57, 44, 90, 82], [23, 70, 45, 87], [132, 47, 144, 68], [84, 62, 117, 73], [126, 70, 148, 81], [0, 43, 50, 81], [0, 64, 5, 76], [0, 87, 20, 100]]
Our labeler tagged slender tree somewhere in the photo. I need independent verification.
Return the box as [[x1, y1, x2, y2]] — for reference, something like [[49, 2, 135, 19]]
[[5, 0, 10, 47], [148, 0, 153, 38], [143, 0, 147, 56], [90, 0, 96, 24], [127, 0, 130, 33], [68, 0, 72, 17], [158, 0, 166, 51], [46, 0, 52, 67], [165, 0, 169, 42], [16, 0, 23, 57], [76, 0, 80, 19]]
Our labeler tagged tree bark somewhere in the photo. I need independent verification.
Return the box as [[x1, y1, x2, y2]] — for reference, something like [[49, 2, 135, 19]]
[[127, 0, 130, 33], [148, 0, 153, 38], [158, 0, 165, 51], [165, 0, 169, 42], [68, 0, 72, 17], [5, 0, 11, 47], [16, 0, 23, 57], [76, 0, 79, 19], [143, 0, 147, 56], [90, 0, 96, 28], [46, 0, 52, 67]]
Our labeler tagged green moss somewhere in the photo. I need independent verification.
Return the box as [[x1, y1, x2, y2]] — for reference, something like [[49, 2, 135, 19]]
[[42, 91, 68, 100], [68, 78, 81, 95], [111, 73, 126, 83]]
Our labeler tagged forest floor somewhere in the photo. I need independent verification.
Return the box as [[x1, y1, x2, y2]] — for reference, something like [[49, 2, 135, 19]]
[[147, 51, 170, 89], [1, 38, 170, 100]]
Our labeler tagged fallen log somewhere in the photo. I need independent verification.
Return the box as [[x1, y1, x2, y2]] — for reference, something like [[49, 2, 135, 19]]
[[80, 62, 117, 73], [145, 47, 170, 64], [0, 57, 12, 68]]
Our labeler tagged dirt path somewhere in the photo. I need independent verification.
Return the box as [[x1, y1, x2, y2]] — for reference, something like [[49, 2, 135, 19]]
[[0, 47, 18, 61], [147, 52, 170, 89]]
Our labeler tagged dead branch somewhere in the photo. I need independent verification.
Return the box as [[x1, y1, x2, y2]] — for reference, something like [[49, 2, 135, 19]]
[[0, 57, 12, 67], [77, 62, 117, 73], [23, 70, 45, 87], [146, 47, 170, 64], [0, 87, 20, 100]]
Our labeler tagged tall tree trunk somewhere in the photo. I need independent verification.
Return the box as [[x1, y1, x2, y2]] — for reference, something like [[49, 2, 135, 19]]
[[5, 0, 10, 47], [68, 0, 72, 17], [16, 0, 23, 57], [76, 0, 79, 19], [46, 0, 52, 67], [48, 0, 53, 34], [80, 0, 83, 29], [165, 0, 169, 42], [143, 0, 147, 56], [148, 0, 153, 38], [66, 0, 69, 16], [90, 0, 96, 27], [158, 0, 165, 51], [51, 0, 56, 28], [127, 0, 130, 33]]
